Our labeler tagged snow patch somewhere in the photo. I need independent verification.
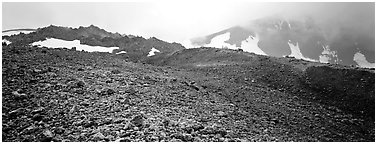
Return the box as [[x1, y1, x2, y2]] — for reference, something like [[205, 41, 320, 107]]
[[205, 32, 237, 49], [204, 32, 267, 56], [319, 55, 330, 63], [319, 44, 339, 63], [353, 52, 374, 68], [288, 40, 317, 62], [2, 39, 11, 45], [32, 38, 119, 53], [241, 35, 266, 55], [147, 47, 160, 57], [116, 51, 127, 54]]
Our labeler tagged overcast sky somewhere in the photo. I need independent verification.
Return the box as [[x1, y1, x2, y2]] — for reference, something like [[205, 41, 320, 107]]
[[2, 2, 375, 45]]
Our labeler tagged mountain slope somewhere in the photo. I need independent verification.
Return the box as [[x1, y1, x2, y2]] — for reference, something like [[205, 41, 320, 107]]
[[191, 16, 375, 68], [2, 25, 374, 142], [146, 47, 375, 119], [3, 25, 185, 61]]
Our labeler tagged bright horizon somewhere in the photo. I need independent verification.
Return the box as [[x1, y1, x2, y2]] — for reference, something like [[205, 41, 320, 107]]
[[2, 2, 374, 48]]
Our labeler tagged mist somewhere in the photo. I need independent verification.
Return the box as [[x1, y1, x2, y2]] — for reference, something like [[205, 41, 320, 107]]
[[239, 2, 374, 50]]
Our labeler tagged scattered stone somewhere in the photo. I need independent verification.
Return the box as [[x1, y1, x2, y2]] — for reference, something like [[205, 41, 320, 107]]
[[9, 108, 27, 118], [99, 88, 116, 96], [76, 80, 85, 87], [12, 91, 27, 100], [32, 113, 44, 121], [105, 79, 113, 83], [83, 121, 96, 128], [217, 111, 227, 117], [92, 132, 106, 141], [80, 101, 90, 106], [33, 69, 42, 73], [182, 133, 193, 142], [111, 69, 122, 74], [113, 118, 125, 124], [41, 129, 54, 142], [131, 115, 145, 127], [54, 127, 65, 134], [115, 138, 132, 142]]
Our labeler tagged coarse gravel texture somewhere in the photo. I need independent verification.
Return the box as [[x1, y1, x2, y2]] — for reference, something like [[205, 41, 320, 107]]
[[2, 45, 374, 142]]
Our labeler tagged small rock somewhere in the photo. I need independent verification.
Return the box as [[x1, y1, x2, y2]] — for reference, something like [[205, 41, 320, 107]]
[[105, 79, 113, 83], [92, 132, 106, 141], [9, 108, 27, 118], [41, 129, 54, 142], [80, 101, 90, 106], [54, 127, 65, 134], [32, 113, 44, 121], [123, 123, 131, 130], [83, 121, 96, 128], [111, 69, 122, 74], [12, 91, 27, 100], [114, 118, 125, 124], [170, 138, 182, 142], [52, 135, 63, 142], [193, 137, 201, 142], [183, 133, 193, 142], [120, 131, 132, 137], [99, 88, 116, 96], [34, 69, 42, 73], [217, 111, 227, 117], [32, 107, 44, 114], [76, 81, 85, 87], [218, 137, 225, 142], [131, 115, 145, 127], [115, 138, 131, 142], [133, 127, 139, 131], [192, 123, 205, 131], [150, 135, 159, 141]]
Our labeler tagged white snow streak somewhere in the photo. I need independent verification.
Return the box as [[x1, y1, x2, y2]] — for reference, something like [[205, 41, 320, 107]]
[[32, 38, 119, 53], [147, 47, 160, 57]]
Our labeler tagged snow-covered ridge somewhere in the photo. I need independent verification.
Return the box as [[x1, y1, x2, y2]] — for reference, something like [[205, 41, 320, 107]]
[[32, 38, 119, 53]]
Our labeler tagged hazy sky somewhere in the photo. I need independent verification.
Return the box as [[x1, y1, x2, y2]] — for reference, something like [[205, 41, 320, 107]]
[[2, 2, 375, 45]]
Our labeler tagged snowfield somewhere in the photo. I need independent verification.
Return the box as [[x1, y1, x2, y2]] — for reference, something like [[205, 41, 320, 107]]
[[32, 38, 119, 53]]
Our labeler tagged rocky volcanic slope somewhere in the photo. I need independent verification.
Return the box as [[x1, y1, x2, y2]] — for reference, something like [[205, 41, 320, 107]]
[[3, 25, 185, 62], [2, 43, 374, 142]]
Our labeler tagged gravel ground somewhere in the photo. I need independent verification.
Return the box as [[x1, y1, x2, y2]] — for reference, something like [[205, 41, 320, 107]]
[[2, 45, 374, 142]]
